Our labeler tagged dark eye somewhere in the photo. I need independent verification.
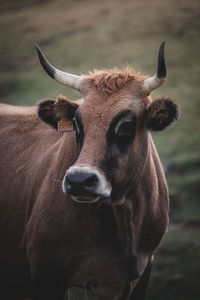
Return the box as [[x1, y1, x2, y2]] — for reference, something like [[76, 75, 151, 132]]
[[116, 120, 134, 136]]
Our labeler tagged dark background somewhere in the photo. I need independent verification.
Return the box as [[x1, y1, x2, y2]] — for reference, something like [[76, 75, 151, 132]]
[[0, 0, 199, 299]]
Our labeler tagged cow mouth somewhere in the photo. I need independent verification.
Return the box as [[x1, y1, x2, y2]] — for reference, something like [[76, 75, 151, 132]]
[[69, 194, 126, 205], [70, 195, 101, 203]]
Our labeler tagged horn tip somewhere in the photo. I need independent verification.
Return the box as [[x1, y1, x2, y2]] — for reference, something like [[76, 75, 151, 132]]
[[35, 44, 55, 79], [161, 40, 165, 46], [35, 44, 41, 54], [157, 40, 167, 78], [35, 44, 39, 50]]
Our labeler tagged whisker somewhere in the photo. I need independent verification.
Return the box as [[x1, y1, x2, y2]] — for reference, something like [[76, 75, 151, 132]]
[[53, 179, 63, 187], [84, 281, 89, 300], [90, 283, 97, 299], [65, 289, 71, 300], [54, 183, 63, 187]]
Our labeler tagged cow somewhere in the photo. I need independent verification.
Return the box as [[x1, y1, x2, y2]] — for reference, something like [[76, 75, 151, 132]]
[[0, 41, 179, 300]]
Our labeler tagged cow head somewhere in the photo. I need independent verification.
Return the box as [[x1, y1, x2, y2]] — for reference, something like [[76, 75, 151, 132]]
[[36, 42, 179, 205]]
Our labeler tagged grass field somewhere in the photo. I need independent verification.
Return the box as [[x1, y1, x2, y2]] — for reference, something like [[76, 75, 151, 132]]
[[0, 0, 200, 299]]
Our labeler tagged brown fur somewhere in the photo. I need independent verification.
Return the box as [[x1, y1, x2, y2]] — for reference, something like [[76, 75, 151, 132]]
[[0, 69, 178, 299], [87, 68, 147, 96]]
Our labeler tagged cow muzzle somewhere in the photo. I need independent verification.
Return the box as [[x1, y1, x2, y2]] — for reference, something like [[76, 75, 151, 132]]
[[62, 166, 111, 203]]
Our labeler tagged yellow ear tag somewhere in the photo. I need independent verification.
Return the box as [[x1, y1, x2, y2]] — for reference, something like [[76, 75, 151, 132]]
[[58, 118, 73, 132]]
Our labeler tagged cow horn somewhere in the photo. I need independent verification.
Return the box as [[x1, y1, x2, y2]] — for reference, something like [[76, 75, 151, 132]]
[[143, 41, 167, 93], [35, 44, 84, 91]]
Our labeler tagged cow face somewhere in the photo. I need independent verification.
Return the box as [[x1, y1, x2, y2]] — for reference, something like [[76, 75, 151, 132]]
[[38, 74, 179, 205], [36, 41, 179, 205]]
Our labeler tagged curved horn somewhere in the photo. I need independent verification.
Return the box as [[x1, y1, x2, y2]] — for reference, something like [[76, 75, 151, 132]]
[[143, 41, 167, 93], [35, 44, 84, 91]]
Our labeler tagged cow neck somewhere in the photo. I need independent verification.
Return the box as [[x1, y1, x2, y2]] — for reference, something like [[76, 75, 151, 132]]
[[112, 201, 134, 255], [111, 137, 152, 272], [111, 193, 138, 262]]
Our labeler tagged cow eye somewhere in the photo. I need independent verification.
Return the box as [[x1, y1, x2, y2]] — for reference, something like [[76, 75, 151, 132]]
[[116, 120, 134, 136]]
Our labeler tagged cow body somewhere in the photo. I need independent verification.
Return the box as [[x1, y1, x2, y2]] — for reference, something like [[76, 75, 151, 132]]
[[0, 99, 169, 299], [0, 42, 179, 300], [0, 104, 128, 299]]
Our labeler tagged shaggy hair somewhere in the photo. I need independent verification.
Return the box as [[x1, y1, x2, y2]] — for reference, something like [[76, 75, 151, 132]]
[[87, 68, 146, 95]]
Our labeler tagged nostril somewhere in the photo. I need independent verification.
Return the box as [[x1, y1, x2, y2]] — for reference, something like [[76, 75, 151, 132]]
[[66, 174, 73, 185], [84, 174, 98, 188], [64, 174, 74, 194], [65, 181, 72, 193]]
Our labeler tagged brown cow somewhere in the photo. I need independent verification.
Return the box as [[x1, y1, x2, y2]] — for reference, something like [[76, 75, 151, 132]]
[[0, 41, 179, 300]]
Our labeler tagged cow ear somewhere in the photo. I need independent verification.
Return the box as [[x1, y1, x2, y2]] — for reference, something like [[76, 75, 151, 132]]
[[145, 97, 180, 131], [38, 95, 79, 130]]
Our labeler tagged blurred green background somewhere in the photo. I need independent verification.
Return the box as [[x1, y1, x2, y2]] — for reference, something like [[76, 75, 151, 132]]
[[0, 0, 199, 299]]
